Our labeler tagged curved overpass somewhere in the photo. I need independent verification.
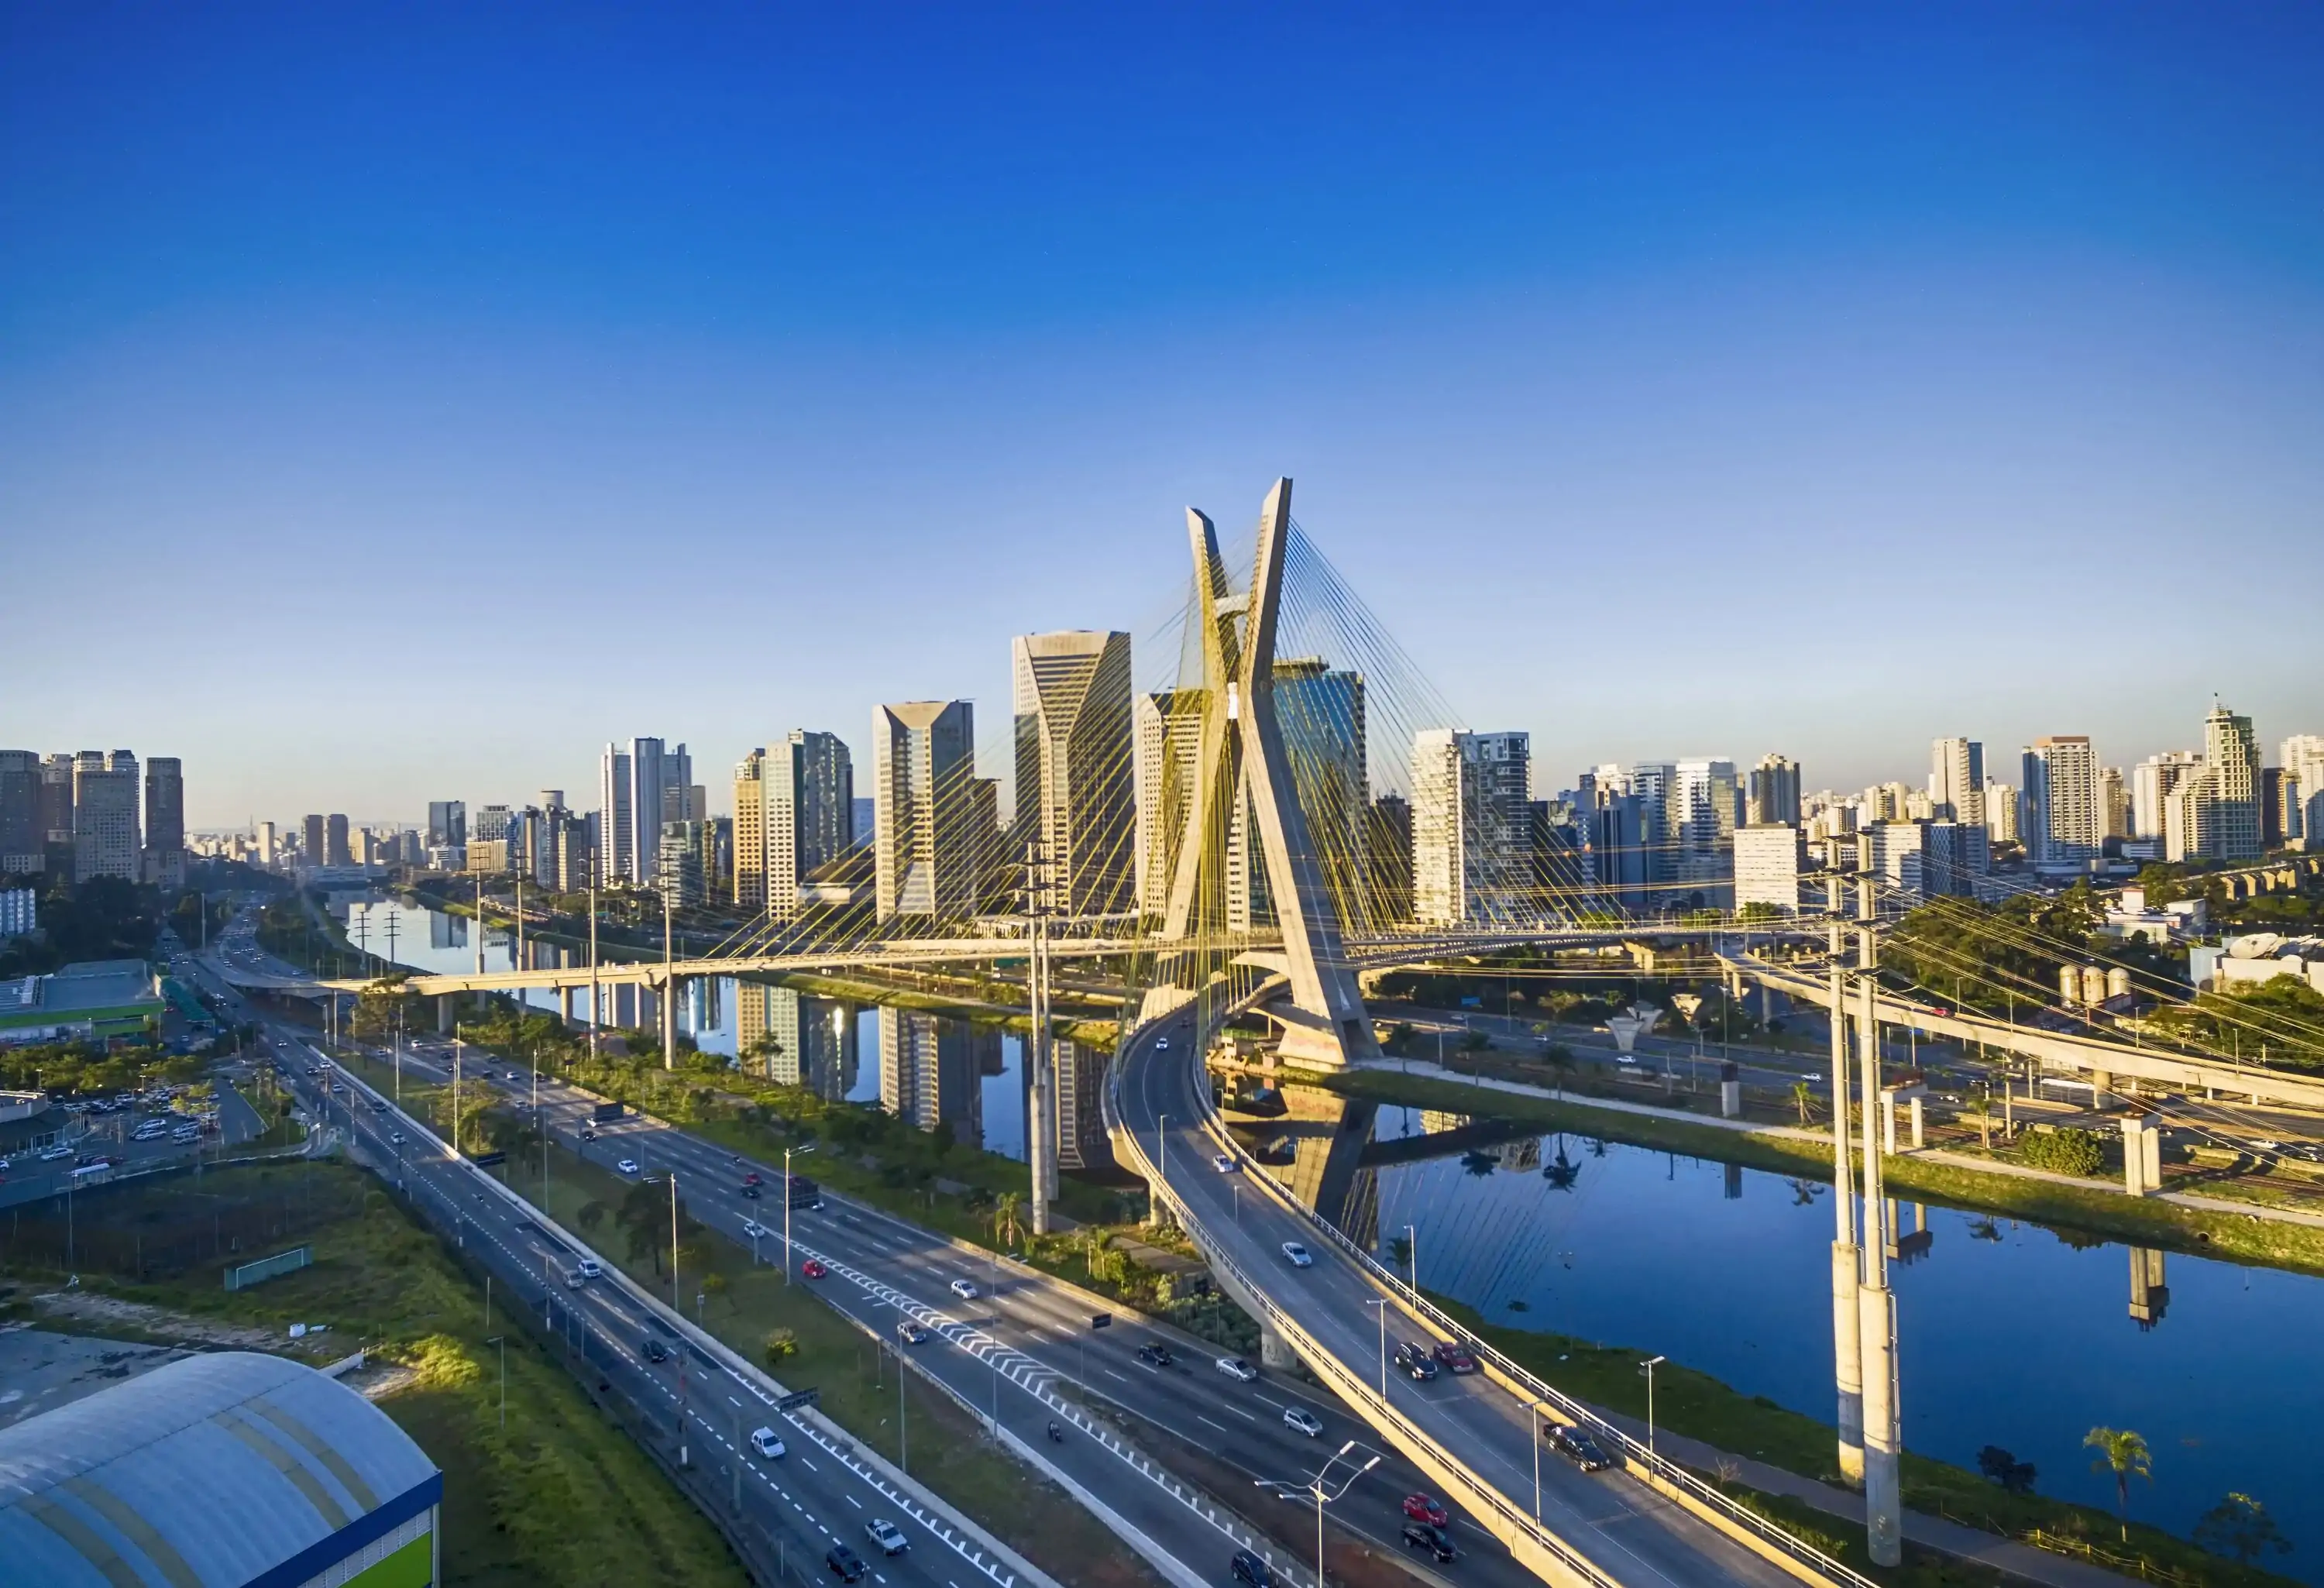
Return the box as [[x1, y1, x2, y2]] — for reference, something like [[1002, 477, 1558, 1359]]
[[1111, 997, 1861, 1588]]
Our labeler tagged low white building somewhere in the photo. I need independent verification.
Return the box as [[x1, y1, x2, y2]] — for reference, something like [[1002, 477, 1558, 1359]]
[[2193, 934, 2324, 995], [0, 888, 35, 941], [1734, 824, 1804, 914]]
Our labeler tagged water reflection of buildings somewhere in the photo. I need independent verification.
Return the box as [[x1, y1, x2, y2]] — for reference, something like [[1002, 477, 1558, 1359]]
[[880, 1009, 998, 1141], [2129, 1247, 2168, 1330], [736, 985, 857, 1100], [430, 912, 467, 951]]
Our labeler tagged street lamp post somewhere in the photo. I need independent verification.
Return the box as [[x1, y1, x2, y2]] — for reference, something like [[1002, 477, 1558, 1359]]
[[784, 1144, 814, 1284], [486, 1335, 506, 1430], [1281, 1440, 1383, 1588], [1402, 1224, 1418, 1293], [1528, 1402, 1548, 1524], [1638, 1356, 1666, 1456], [1363, 1298, 1389, 1398]]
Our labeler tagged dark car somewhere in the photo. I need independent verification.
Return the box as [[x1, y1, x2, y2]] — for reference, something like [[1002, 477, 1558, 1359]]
[[1229, 1548, 1274, 1588], [1549, 1424, 1613, 1472], [1432, 1341, 1480, 1375], [1400, 1522, 1458, 1562], [1137, 1342, 1175, 1369], [1393, 1342, 1439, 1380], [826, 1545, 868, 1582], [740, 1182, 762, 1198], [641, 1337, 671, 1363]]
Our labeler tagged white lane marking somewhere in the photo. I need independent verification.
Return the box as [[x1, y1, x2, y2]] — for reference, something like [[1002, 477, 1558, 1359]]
[[847, 1494, 865, 1510]]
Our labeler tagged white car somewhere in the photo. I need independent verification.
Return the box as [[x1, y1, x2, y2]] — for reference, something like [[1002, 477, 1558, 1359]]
[[1154, 1037, 1170, 1051], [1280, 1242, 1313, 1268], [577, 1258, 601, 1279], [1215, 1356, 1259, 1382], [949, 1278, 979, 1300], [617, 1158, 641, 1175], [750, 1426, 787, 1459], [866, 1519, 909, 1555], [1283, 1407, 1325, 1438], [741, 1219, 768, 1239], [390, 1132, 406, 1145], [1212, 1154, 1236, 1173], [39, 1145, 72, 1162]]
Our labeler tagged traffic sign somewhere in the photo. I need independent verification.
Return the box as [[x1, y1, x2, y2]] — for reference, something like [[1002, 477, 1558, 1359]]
[[776, 1387, 820, 1412], [1090, 1313, 1112, 1330]]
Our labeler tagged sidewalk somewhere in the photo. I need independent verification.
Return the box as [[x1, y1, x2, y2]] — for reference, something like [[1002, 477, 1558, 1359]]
[[1351, 1059, 2324, 1233]]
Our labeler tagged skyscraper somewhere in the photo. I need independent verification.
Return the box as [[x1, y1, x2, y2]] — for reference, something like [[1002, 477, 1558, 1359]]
[[143, 757, 184, 886], [1012, 631, 1135, 918], [1669, 758, 1740, 904], [628, 737, 666, 885], [1748, 754, 1802, 828], [325, 813, 352, 868], [2022, 737, 2102, 868], [1411, 729, 1529, 924], [2200, 703, 2262, 862], [1928, 738, 1985, 826], [874, 700, 979, 921], [1133, 689, 1205, 918], [0, 751, 39, 875], [303, 814, 326, 864], [73, 752, 140, 882], [738, 732, 855, 919], [2130, 751, 2203, 839], [2282, 735, 2324, 847], [427, 801, 467, 848], [38, 754, 75, 868], [597, 744, 632, 885]]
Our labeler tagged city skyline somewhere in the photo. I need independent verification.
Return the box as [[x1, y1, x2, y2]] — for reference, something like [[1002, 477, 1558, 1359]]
[[7, 8, 2322, 822]]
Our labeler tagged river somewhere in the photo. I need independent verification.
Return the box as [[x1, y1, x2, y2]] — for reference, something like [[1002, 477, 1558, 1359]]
[[1374, 1106, 2317, 1574]]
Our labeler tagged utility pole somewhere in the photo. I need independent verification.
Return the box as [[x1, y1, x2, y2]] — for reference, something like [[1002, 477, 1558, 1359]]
[[1827, 880, 1864, 1489], [662, 891, 676, 1072], [587, 882, 600, 1064], [1024, 840, 1057, 1236], [1855, 896, 1903, 1568]]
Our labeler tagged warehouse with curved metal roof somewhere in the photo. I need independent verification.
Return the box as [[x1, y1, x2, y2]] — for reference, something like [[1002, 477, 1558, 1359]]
[[0, 1349, 441, 1588]]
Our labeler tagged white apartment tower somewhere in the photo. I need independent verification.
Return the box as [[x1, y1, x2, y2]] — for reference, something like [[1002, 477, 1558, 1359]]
[[2282, 735, 2324, 846], [72, 751, 140, 882], [1734, 824, 1806, 914], [874, 701, 979, 920], [2201, 703, 2262, 862], [2022, 737, 2102, 868], [1411, 729, 1529, 925], [737, 733, 854, 919], [1012, 631, 1135, 919]]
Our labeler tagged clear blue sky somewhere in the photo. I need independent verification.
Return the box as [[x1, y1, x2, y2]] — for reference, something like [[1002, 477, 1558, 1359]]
[[5, 4, 2320, 826]]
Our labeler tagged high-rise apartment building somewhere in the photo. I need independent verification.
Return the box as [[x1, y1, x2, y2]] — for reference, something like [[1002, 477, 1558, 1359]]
[[0, 751, 40, 875], [656, 820, 710, 907], [2022, 737, 2102, 869], [1929, 738, 1985, 826], [1411, 730, 1529, 925], [736, 733, 854, 919], [143, 757, 184, 886], [39, 755, 76, 866], [325, 813, 352, 868], [1133, 689, 1205, 918], [1587, 789, 1650, 913], [1747, 754, 1801, 828], [596, 744, 632, 885], [73, 752, 140, 882], [2282, 735, 2324, 847], [1734, 824, 1805, 914], [1595, 761, 1675, 884], [1669, 758, 1740, 904], [1012, 632, 1135, 919], [874, 701, 981, 921], [302, 814, 325, 864], [2099, 767, 2130, 840], [2200, 703, 2262, 862], [427, 801, 467, 848], [2130, 751, 2204, 840], [1367, 793, 1414, 926]]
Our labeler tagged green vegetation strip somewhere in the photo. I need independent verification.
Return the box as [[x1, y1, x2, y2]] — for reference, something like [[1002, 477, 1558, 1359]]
[[1317, 1068, 2324, 1277]]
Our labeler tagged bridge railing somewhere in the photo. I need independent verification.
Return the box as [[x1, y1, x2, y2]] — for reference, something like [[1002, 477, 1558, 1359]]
[[1109, 994, 1875, 1588]]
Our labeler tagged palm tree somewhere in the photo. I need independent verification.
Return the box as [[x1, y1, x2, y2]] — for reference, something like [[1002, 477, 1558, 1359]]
[[1791, 1081, 1813, 1124], [1967, 1088, 1996, 1150], [993, 1191, 1025, 1250], [2085, 1427, 2152, 1541]]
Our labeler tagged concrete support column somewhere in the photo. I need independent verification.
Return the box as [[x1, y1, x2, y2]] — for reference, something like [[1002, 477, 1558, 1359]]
[[2122, 1118, 2147, 1195], [437, 995, 454, 1033], [1831, 1239, 1864, 1487], [2091, 1067, 2113, 1107], [1858, 1279, 1903, 1565], [1259, 1322, 1297, 1372], [1881, 1093, 1897, 1157], [2144, 1122, 2163, 1189], [1908, 1096, 1923, 1150]]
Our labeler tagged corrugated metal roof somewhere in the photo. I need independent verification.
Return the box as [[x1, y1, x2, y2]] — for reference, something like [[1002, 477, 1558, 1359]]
[[0, 1351, 437, 1588]]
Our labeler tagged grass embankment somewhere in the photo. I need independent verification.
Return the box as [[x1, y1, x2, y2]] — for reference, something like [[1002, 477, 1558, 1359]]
[[533, 1144, 1167, 1588], [1429, 1292, 2298, 1588], [6, 1162, 746, 1588], [1319, 1068, 2324, 1277], [759, 967, 1122, 1052]]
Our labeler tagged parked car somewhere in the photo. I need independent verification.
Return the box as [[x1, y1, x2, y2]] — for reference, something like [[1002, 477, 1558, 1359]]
[[949, 1278, 979, 1300], [1432, 1341, 1480, 1375], [1400, 1522, 1458, 1562], [1137, 1342, 1175, 1369], [1394, 1342, 1439, 1380], [1215, 1356, 1258, 1382], [1279, 1242, 1313, 1268], [751, 1426, 788, 1459], [865, 1519, 909, 1555], [1548, 1424, 1612, 1472], [1283, 1407, 1324, 1438], [1229, 1549, 1272, 1588], [801, 1259, 828, 1280], [1402, 1494, 1449, 1528], [825, 1545, 868, 1583], [641, 1337, 670, 1363]]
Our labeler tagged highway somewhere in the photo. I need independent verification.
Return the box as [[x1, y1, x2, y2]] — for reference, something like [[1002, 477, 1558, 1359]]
[[1118, 1002, 1806, 1588], [181, 942, 1035, 1588]]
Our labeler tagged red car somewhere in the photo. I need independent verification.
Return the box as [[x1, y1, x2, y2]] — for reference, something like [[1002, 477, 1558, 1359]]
[[801, 1258, 828, 1280], [1432, 1342, 1480, 1375], [743, 1170, 763, 1186], [1401, 1494, 1449, 1528]]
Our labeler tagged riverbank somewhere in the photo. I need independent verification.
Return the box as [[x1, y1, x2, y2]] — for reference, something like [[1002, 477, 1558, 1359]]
[[759, 965, 1122, 1051], [1316, 1066, 2324, 1277]]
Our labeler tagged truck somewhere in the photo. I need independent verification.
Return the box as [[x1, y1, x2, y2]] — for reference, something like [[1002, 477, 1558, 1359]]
[[784, 1174, 824, 1211], [590, 1101, 627, 1125]]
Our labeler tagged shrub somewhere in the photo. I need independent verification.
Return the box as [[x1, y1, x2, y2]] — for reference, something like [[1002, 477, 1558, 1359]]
[[2014, 1126, 2106, 1179], [762, 1328, 799, 1366]]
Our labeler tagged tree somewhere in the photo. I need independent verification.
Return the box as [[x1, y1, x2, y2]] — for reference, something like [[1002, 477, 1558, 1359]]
[[763, 1328, 799, 1366], [2194, 1493, 2289, 1566], [1541, 1043, 1576, 1099], [1791, 1081, 1813, 1124], [1976, 1445, 2037, 1494], [2084, 1427, 2151, 1542], [992, 1191, 1024, 1250], [577, 1201, 607, 1234], [1965, 1088, 1996, 1150]]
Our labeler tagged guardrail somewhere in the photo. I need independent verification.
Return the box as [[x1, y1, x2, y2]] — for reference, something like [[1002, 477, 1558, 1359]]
[[1108, 986, 1875, 1588]]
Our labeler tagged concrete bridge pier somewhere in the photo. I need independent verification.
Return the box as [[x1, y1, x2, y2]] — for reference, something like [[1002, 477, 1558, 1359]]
[[1258, 1322, 1297, 1371], [437, 995, 455, 1033]]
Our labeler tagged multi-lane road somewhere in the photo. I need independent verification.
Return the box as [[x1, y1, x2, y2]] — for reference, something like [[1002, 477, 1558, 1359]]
[[1119, 1003, 1802, 1588]]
